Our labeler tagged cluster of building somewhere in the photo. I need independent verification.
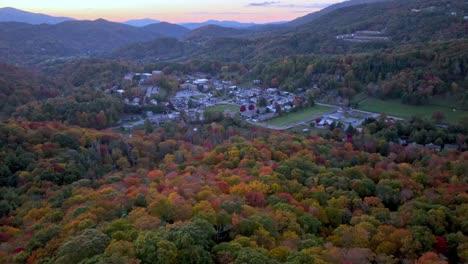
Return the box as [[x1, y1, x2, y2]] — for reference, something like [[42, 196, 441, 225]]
[[112, 68, 317, 128], [228, 87, 302, 119], [401, 141, 461, 152], [411, 5, 463, 17], [336, 30, 390, 43], [315, 108, 377, 130]]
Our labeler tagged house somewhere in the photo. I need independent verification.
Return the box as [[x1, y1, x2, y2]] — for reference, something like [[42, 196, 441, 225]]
[[240, 104, 256, 117], [181, 83, 198, 91], [356, 30, 382, 35], [425, 143, 442, 152], [409, 142, 424, 149], [194, 79, 209, 85], [443, 144, 459, 151], [152, 70, 163, 76], [145, 86, 160, 98], [132, 98, 141, 105], [267, 88, 278, 94], [398, 138, 408, 146], [267, 105, 277, 113], [318, 119, 334, 128], [124, 73, 134, 82], [336, 34, 354, 39]]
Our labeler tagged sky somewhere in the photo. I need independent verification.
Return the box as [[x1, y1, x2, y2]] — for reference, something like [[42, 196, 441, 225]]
[[0, 0, 344, 23]]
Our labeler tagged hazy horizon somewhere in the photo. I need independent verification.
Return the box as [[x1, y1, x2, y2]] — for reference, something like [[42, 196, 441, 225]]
[[0, 0, 344, 23]]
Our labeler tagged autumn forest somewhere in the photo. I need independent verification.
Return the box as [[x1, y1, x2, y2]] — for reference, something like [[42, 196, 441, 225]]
[[1, 0, 468, 263]]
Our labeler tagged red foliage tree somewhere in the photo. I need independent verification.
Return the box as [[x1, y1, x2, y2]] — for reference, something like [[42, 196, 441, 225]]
[[246, 191, 266, 207], [434, 236, 448, 256]]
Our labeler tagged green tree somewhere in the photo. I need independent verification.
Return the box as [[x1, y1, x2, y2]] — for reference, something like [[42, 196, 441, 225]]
[[259, 97, 268, 107], [144, 118, 154, 134], [308, 94, 315, 107], [56, 229, 110, 264]]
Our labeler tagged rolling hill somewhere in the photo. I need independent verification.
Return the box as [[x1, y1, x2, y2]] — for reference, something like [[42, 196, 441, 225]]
[[0, 63, 62, 116], [194, 0, 468, 61], [286, 0, 390, 27], [0, 7, 74, 24], [180, 20, 259, 30], [142, 22, 190, 39], [0, 0, 466, 65], [185, 25, 251, 42], [124, 18, 161, 27], [109, 38, 195, 62], [0, 19, 190, 64]]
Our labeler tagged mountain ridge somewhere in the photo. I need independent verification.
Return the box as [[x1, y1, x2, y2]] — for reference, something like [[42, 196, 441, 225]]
[[0, 18, 189, 64], [0, 7, 74, 24], [124, 18, 161, 27]]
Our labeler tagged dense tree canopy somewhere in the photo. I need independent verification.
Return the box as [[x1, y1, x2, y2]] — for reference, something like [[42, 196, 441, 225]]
[[0, 120, 466, 263]]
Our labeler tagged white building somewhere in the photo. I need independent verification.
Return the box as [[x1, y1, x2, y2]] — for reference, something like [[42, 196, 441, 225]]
[[194, 79, 209, 85]]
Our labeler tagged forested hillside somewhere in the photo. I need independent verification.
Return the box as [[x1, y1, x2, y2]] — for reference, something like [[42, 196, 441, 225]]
[[0, 19, 188, 65], [109, 38, 195, 62], [249, 40, 468, 107], [193, 0, 467, 62], [0, 60, 143, 129], [0, 1, 467, 263], [0, 64, 62, 116], [0, 121, 467, 263], [1, 0, 466, 65]]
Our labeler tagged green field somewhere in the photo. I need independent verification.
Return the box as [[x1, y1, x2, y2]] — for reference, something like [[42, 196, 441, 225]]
[[359, 98, 467, 124], [206, 104, 240, 112], [351, 92, 369, 105], [265, 105, 335, 127]]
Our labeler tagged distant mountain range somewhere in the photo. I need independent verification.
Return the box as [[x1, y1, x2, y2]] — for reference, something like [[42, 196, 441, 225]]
[[0, 7, 286, 29], [286, 0, 390, 27], [1, 0, 466, 65], [142, 22, 190, 39], [0, 19, 190, 64], [124, 18, 161, 27], [0, 7, 74, 24], [186, 25, 251, 41], [180, 20, 283, 30]]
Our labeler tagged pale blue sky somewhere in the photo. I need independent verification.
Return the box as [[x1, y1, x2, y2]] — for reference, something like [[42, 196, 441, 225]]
[[0, 0, 343, 22]]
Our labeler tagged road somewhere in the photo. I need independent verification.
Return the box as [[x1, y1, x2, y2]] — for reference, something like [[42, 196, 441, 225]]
[[249, 105, 338, 131], [109, 102, 406, 132], [248, 102, 407, 131]]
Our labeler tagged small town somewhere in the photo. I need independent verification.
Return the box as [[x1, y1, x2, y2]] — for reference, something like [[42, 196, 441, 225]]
[[2, 1, 468, 263], [101, 69, 466, 153], [106, 70, 380, 132]]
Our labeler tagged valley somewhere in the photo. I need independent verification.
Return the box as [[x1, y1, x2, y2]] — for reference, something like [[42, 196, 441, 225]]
[[0, 1, 467, 264]]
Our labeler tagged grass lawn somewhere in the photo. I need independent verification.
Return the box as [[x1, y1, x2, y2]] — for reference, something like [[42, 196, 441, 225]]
[[287, 123, 324, 135], [359, 98, 467, 124], [191, 95, 207, 100], [265, 105, 335, 127], [206, 104, 240, 112], [351, 92, 369, 104]]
